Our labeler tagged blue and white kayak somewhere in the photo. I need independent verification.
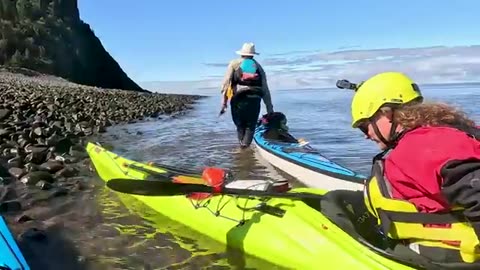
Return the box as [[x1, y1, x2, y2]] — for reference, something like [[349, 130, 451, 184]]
[[0, 216, 30, 270], [253, 123, 365, 191]]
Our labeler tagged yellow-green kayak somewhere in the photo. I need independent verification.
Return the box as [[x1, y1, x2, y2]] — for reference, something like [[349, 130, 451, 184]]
[[86, 142, 460, 270]]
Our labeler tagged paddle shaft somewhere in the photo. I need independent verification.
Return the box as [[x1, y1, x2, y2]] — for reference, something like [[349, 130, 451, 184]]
[[107, 178, 325, 200], [173, 182, 325, 199], [119, 158, 324, 200]]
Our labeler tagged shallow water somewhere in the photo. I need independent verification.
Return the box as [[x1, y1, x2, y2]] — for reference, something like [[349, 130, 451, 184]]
[[32, 84, 480, 269]]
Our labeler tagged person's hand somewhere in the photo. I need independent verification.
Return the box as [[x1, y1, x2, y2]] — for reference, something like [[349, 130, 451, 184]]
[[219, 104, 227, 115]]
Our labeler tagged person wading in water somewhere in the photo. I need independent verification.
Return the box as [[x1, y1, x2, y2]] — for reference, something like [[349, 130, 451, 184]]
[[220, 42, 274, 148]]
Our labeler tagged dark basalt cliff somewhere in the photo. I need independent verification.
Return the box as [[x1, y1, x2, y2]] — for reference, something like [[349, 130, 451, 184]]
[[0, 0, 146, 92]]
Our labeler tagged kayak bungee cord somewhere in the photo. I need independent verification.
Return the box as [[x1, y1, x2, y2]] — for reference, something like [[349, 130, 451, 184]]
[[98, 146, 287, 225]]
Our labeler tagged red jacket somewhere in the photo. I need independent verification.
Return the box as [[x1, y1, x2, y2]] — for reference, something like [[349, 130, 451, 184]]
[[383, 126, 480, 237]]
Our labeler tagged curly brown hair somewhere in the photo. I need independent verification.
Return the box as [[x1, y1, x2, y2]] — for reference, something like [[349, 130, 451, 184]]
[[390, 102, 477, 130]]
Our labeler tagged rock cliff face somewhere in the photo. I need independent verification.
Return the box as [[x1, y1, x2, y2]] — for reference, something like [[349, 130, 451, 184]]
[[0, 0, 146, 91]]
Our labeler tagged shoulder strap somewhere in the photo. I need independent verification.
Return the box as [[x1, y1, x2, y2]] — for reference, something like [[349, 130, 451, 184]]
[[464, 126, 480, 141], [444, 124, 480, 141]]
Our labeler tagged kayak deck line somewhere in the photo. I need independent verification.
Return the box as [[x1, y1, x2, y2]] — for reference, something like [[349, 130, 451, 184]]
[[98, 146, 291, 224]]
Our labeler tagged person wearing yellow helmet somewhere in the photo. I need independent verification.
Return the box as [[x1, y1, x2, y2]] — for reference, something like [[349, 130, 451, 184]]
[[350, 72, 424, 149], [341, 72, 480, 265]]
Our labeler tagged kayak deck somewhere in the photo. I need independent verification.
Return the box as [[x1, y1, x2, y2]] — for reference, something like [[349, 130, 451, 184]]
[[253, 124, 365, 191], [0, 216, 30, 270], [86, 142, 416, 269]]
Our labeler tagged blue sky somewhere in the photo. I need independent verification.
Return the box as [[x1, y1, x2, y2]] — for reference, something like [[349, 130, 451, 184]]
[[78, 1, 480, 92]]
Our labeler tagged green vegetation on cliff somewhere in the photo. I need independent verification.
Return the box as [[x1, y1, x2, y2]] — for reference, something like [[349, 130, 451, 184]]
[[0, 0, 146, 91]]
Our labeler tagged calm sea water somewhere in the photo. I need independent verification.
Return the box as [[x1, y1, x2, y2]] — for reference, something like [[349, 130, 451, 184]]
[[100, 83, 480, 177], [87, 84, 480, 269]]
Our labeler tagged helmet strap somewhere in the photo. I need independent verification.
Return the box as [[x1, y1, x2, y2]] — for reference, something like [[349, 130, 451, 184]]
[[371, 122, 390, 147], [388, 121, 400, 147], [388, 107, 406, 147], [370, 107, 402, 149]]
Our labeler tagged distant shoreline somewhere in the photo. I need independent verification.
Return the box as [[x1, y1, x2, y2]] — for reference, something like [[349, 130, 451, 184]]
[[139, 80, 480, 95]]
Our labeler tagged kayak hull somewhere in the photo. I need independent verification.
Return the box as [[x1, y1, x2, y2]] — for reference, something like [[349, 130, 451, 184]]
[[0, 216, 30, 270], [253, 124, 365, 191], [86, 142, 413, 270]]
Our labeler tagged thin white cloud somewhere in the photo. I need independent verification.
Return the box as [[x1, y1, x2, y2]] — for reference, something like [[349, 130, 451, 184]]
[[203, 63, 228, 68], [141, 45, 480, 94]]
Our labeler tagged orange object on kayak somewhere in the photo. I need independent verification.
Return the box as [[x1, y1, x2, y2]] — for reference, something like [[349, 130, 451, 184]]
[[177, 167, 226, 200]]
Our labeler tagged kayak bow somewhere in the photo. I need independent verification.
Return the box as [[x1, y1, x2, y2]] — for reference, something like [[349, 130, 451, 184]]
[[253, 123, 365, 191], [0, 216, 30, 270]]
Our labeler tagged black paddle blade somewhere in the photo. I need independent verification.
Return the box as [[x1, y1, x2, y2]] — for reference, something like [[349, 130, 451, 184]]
[[106, 179, 215, 196]]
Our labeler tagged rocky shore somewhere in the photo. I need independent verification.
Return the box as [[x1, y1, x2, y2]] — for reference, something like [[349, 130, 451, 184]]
[[0, 69, 204, 269]]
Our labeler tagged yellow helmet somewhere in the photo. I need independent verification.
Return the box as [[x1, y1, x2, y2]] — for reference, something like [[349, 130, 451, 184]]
[[350, 72, 423, 128]]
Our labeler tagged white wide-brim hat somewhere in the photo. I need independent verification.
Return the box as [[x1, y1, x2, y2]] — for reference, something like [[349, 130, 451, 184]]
[[236, 42, 260, 56]]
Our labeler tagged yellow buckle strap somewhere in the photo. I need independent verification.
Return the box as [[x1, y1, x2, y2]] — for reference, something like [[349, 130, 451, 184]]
[[460, 239, 480, 263], [391, 223, 475, 241]]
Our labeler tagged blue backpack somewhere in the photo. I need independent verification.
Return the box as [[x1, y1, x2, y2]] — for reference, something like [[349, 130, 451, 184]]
[[233, 58, 262, 87]]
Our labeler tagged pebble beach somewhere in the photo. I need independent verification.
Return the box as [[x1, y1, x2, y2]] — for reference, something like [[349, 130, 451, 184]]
[[0, 68, 204, 269]]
